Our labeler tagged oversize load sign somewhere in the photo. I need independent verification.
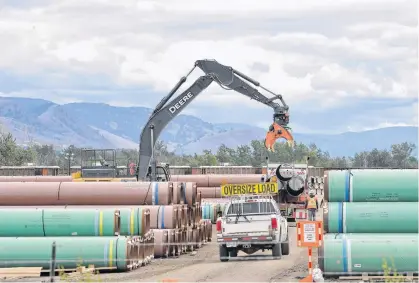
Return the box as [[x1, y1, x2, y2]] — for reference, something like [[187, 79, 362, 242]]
[[221, 183, 278, 196]]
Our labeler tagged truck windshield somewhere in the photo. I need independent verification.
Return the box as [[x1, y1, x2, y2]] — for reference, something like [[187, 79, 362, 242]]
[[226, 202, 276, 215]]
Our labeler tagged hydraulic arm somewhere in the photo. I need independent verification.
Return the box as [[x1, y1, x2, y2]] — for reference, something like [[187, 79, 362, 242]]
[[137, 59, 293, 181]]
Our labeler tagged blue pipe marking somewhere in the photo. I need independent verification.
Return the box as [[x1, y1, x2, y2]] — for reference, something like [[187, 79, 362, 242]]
[[338, 202, 343, 233], [182, 182, 187, 204], [154, 182, 159, 205], [342, 238, 348, 273], [104, 240, 109, 266], [161, 205, 165, 229], [344, 171, 350, 202]]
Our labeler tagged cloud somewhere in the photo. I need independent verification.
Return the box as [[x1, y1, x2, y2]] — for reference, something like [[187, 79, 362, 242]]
[[0, 0, 417, 133]]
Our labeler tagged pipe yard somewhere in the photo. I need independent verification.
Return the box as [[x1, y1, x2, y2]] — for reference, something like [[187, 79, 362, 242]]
[[0, 168, 417, 282]]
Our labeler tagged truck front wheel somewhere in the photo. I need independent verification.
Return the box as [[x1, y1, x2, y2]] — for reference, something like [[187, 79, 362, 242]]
[[219, 245, 229, 262]]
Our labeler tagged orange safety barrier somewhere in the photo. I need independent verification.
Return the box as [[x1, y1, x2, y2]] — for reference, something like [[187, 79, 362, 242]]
[[297, 221, 323, 282]]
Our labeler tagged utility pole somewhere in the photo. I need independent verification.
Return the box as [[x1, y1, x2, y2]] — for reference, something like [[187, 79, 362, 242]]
[[64, 152, 75, 176]]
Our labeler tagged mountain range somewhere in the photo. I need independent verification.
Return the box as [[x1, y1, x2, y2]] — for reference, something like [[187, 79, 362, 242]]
[[0, 97, 417, 157]]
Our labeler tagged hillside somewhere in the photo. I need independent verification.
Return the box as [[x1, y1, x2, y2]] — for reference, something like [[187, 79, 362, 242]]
[[0, 97, 417, 156]]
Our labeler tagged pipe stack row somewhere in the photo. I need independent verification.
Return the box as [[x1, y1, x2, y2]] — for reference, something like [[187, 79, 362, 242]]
[[308, 176, 324, 195], [172, 175, 262, 223], [0, 181, 206, 272], [321, 169, 419, 277], [0, 206, 153, 271]]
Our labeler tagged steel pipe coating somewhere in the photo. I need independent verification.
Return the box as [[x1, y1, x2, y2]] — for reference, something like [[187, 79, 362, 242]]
[[197, 187, 221, 198], [0, 181, 174, 205], [324, 202, 418, 233], [143, 205, 178, 229], [0, 176, 73, 182], [0, 182, 60, 205], [171, 175, 262, 187], [152, 229, 169, 258], [319, 234, 418, 275], [0, 236, 135, 271], [324, 169, 419, 202], [0, 207, 121, 237], [58, 182, 173, 205]]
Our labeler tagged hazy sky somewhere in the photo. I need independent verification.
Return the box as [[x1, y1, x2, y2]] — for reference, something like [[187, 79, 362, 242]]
[[0, 0, 417, 133]]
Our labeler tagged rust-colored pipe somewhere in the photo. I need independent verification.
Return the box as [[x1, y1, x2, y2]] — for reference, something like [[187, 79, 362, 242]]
[[142, 205, 178, 229], [57, 182, 173, 205], [171, 182, 183, 204], [153, 229, 168, 258], [197, 187, 221, 198], [171, 174, 263, 187], [0, 182, 60, 205], [0, 176, 73, 182], [183, 182, 197, 206], [162, 229, 176, 257]]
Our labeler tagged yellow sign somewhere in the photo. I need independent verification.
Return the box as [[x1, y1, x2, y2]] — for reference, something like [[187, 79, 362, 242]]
[[221, 183, 278, 196]]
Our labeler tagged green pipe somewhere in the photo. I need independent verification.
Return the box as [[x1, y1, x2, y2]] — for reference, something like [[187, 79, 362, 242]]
[[319, 234, 418, 275], [0, 208, 119, 237], [0, 209, 44, 236], [43, 209, 119, 236], [201, 203, 227, 223], [0, 237, 132, 271], [325, 169, 418, 202], [118, 207, 148, 236], [325, 202, 418, 233]]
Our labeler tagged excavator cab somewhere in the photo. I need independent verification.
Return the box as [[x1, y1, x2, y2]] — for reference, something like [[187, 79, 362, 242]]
[[145, 163, 171, 182], [264, 112, 294, 152]]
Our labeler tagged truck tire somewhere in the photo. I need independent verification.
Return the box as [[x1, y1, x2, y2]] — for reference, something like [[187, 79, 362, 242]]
[[272, 243, 282, 258], [219, 245, 229, 262], [229, 249, 238, 257], [281, 239, 290, 255], [281, 230, 290, 255]]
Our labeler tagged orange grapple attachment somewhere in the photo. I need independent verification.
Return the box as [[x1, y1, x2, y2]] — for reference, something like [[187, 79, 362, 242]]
[[264, 123, 294, 151]]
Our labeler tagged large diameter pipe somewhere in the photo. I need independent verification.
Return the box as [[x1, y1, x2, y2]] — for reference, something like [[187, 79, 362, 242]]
[[0, 182, 60, 205], [0, 206, 150, 237], [325, 169, 419, 202], [152, 229, 169, 258], [286, 175, 305, 197], [171, 175, 263, 187], [197, 187, 221, 198], [0, 182, 174, 205], [58, 182, 173, 205], [0, 208, 120, 237], [318, 234, 418, 275], [324, 202, 418, 233], [142, 205, 178, 229], [0, 237, 134, 271], [0, 176, 73, 182]]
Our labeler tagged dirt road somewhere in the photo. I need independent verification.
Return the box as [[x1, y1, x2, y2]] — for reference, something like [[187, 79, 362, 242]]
[[98, 226, 313, 282]]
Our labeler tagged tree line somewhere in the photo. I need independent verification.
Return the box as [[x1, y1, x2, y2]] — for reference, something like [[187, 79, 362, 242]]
[[0, 132, 417, 169]]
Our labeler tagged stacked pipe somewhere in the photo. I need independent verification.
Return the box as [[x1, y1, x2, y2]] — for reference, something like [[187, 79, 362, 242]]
[[0, 206, 151, 270], [320, 169, 419, 277], [308, 176, 324, 195], [0, 180, 207, 271]]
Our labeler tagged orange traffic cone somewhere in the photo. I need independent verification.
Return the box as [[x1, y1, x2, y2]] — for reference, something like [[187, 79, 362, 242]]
[[299, 274, 313, 282]]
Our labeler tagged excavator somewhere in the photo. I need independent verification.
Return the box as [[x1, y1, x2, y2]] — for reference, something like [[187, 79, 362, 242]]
[[137, 59, 294, 182]]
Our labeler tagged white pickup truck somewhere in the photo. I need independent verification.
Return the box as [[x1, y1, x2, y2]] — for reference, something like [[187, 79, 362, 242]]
[[216, 195, 289, 261]]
